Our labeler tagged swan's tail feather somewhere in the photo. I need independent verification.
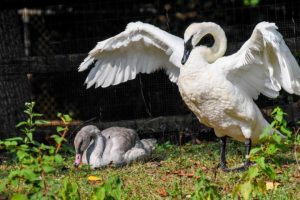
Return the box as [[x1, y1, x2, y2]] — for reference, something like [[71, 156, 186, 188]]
[[140, 138, 157, 153], [254, 109, 286, 143], [261, 118, 287, 141], [123, 148, 147, 164], [124, 138, 157, 164], [267, 127, 287, 140]]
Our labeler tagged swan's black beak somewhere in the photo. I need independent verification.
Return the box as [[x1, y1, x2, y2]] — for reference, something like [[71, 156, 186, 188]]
[[181, 48, 191, 65], [181, 36, 193, 65]]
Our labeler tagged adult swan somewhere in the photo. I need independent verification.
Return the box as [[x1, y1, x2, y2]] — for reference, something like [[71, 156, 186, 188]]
[[79, 22, 300, 171]]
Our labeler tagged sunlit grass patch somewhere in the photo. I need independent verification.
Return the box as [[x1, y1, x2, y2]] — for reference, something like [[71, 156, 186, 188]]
[[43, 140, 299, 199]]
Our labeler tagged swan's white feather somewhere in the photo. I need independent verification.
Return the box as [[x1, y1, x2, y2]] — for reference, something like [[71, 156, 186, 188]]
[[217, 22, 300, 100], [178, 21, 296, 144], [79, 22, 183, 88], [80, 21, 296, 145]]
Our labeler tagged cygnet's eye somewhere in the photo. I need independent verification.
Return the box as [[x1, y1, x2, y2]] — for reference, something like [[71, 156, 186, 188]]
[[196, 33, 214, 47], [75, 140, 83, 153]]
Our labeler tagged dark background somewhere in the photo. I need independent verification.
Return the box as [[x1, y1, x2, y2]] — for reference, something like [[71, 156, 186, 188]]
[[0, 0, 300, 139]]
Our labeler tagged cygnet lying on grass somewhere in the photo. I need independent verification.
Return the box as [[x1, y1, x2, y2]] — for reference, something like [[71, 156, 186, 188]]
[[74, 125, 156, 169]]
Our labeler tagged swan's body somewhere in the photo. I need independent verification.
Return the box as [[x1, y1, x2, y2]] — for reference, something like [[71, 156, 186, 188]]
[[79, 22, 300, 171], [74, 125, 156, 169], [178, 55, 268, 143]]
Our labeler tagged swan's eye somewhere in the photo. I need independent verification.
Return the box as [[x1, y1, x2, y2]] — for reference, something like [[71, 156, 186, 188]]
[[196, 34, 214, 47]]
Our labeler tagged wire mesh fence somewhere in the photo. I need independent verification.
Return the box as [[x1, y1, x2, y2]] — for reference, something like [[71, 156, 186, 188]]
[[1, 0, 300, 129]]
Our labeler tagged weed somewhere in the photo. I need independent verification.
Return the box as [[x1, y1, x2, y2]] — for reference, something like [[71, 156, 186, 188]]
[[0, 104, 298, 199], [233, 107, 297, 199], [91, 176, 122, 200], [60, 178, 81, 200], [0, 102, 70, 199], [191, 170, 220, 200]]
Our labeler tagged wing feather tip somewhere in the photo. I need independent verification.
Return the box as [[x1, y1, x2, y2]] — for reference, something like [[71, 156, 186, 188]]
[[256, 21, 277, 30], [78, 57, 95, 72]]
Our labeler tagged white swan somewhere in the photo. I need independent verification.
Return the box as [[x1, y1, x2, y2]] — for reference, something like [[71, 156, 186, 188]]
[[74, 125, 156, 169], [79, 22, 300, 171]]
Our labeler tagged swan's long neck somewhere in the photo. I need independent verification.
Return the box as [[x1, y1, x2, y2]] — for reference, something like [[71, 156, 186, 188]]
[[184, 23, 227, 64], [209, 26, 227, 62], [201, 25, 227, 63], [84, 132, 106, 168]]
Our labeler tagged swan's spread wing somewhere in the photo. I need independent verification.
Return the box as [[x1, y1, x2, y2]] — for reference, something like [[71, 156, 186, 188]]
[[79, 22, 183, 88], [218, 22, 300, 100]]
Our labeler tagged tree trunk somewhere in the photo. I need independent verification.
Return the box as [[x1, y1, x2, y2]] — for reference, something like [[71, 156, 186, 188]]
[[0, 10, 30, 138]]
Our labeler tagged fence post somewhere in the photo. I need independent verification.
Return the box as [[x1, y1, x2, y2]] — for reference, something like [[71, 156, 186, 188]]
[[0, 10, 31, 138]]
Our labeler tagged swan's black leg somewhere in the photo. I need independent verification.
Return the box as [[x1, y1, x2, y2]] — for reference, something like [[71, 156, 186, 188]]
[[244, 138, 253, 167], [229, 138, 253, 172], [218, 136, 229, 171], [219, 138, 254, 172]]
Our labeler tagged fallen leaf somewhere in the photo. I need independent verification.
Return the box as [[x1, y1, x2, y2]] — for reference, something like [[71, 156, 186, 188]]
[[172, 170, 180, 174], [276, 168, 283, 174], [161, 176, 167, 181], [266, 181, 280, 190], [88, 175, 102, 185], [178, 171, 194, 178], [171, 170, 195, 177], [146, 162, 162, 168], [157, 188, 168, 197], [201, 166, 208, 172]]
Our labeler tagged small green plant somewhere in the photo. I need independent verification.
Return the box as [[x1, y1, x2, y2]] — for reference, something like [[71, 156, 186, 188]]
[[191, 170, 220, 200], [60, 178, 81, 200], [53, 112, 73, 154], [155, 141, 181, 159], [91, 176, 123, 200], [233, 107, 293, 199], [243, 0, 260, 6], [167, 181, 182, 199], [0, 102, 71, 199], [269, 107, 292, 139]]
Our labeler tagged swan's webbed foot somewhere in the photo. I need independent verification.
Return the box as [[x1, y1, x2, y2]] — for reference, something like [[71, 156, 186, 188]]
[[221, 161, 255, 172], [217, 163, 231, 172]]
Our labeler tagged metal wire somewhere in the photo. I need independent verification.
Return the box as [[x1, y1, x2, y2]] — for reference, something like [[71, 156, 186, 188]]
[[2, 1, 300, 122]]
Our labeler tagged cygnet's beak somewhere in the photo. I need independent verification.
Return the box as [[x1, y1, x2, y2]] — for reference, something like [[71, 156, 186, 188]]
[[74, 154, 81, 168]]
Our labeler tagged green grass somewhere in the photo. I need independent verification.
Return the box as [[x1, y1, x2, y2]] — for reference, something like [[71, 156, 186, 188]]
[[0, 140, 299, 199]]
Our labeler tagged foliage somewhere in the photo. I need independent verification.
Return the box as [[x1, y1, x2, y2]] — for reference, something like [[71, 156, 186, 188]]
[[59, 175, 124, 200], [154, 141, 181, 159], [233, 107, 295, 199], [167, 181, 182, 199], [0, 102, 71, 199], [59, 175, 123, 200], [0, 104, 298, 199], [243, 0, 260, 6], [91, 176, 122, 200], [60, 178, 81, 200], [191, 170, 220, 200]]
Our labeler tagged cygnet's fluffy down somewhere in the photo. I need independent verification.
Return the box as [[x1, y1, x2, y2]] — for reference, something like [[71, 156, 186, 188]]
[[74, 125, 156, 169]]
